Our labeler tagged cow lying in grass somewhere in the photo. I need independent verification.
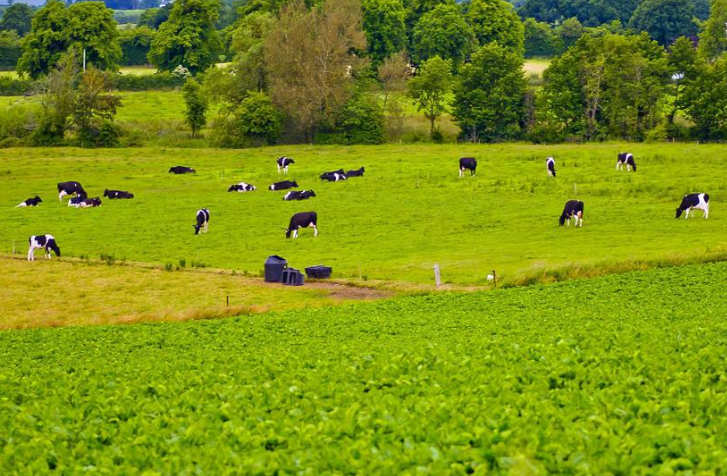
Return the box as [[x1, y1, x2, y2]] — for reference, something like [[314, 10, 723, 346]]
[[17, 196, 42, 207], [104, 189, 134, 199]]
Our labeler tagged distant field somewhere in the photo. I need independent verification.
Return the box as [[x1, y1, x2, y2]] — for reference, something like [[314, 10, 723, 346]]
[[524, 58, 551, 77], [2, 261, 726, 472], [2, 143, 726, 289]]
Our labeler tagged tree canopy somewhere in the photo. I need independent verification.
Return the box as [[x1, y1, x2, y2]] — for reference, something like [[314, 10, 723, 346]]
[[629, 0, 697, 46], [0, 3, 34, 37], [148, 0, 223, 74], [411, 3, 475, 66], [466, 0, 524, 53], [362, 0, 407, 65]]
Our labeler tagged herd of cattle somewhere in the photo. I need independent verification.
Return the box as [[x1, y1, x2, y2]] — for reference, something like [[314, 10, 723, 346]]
[[19, 153, 711, 260]]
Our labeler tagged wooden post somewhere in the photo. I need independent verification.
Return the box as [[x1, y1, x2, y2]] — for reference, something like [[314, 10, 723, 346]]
[[226, 295, 229, 307], [492, 270, 497, 288], [433, 264, 441, 288], [12, 240, 16, 255]]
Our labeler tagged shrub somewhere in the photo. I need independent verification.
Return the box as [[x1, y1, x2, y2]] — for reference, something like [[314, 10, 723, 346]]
[[0, 75, 34, 96], [119, 27, 156, 66]]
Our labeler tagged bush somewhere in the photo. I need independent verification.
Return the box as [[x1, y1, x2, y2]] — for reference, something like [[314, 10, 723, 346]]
[[0, 31, 21, 70], [0, 105, 37, 141], [0, 75, 34, 96], [211, 91, 281, 147], [112, 72, 185, 91], [76, 121, 120, 147], [315, 93, 384, 145]]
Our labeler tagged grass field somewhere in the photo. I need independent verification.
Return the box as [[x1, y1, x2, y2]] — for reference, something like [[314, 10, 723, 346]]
[[2, 261, 726, 472], [2, 143, 726, 291]]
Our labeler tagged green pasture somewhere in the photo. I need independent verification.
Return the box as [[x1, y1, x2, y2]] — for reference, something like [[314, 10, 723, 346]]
[[2, 143, 726, 286], [2, 261, 726, 473]]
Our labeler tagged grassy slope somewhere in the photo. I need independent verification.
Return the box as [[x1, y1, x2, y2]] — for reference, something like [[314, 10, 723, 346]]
[[2, 144, 727, 286], [0, 256, 387, 329], [2, 261, 726, 473]]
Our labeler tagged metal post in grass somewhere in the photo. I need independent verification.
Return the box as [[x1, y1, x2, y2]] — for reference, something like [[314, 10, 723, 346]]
[[433, 264, 441, 288]]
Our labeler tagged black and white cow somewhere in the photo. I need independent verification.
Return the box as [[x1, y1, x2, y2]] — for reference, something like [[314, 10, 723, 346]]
[[286, 211, 318, 238], [459, 157, 477, 177], [227, 182, 257, 192], [320, 171, 347, 182], [283, 190, 316, 201], [103, 189, 134, 199], [546, 157, 556, 177], [676, 193, 709, 219], [194, 208, 210, 234], [17, 196, 42, 207], [346, 167, 365, 177], [559, 200, 584, 227], [57, 181, 87, 202], [27, 234, 60, 261], [277, 156, 295, 174], [169, 166, 196, 174], [269, 180, 299, 191], [69, 197, 102, 208], [616, 153, 637, 172]]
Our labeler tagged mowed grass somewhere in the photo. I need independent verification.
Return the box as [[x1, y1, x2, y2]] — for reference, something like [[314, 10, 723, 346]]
[[2, 261, 727, 472], [0, 256, 386, 329], [2, 143, 727, 286]]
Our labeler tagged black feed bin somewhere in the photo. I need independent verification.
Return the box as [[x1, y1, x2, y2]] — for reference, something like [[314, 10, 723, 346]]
[[282, 268, 305, 286], [305, 265, 332, 279], [264, 255, 287, 282]]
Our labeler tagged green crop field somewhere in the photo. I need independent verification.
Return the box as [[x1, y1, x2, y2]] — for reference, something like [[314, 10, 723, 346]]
[[2, 261, 727, 473]]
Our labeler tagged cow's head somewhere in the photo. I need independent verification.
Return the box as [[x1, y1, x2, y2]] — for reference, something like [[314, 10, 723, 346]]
[[227, 185, 237, 192], [194, 224, 201, 234], [632, 164, 637, 172], [308, 190, 317, 197], [292, 181, 298, 187], [285, 228, 292, 239], [289, 159, 295, 164], [49, 241, 61, 257], [35, 196, 42, 203], [676, 207, 684, 218], [559, 214, 567, 226], [103, 189, 110, 198]]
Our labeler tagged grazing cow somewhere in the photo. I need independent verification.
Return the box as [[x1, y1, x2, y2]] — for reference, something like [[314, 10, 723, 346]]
[[27, 234, 60, 261], [459, 157, 477, 177], [169, 166, 196, 174], [227, 182, 257, 192], [269, 180, 299, 191], [286, 211, 318, 238], [559, 200, 584, 227], [676, 193, 709, 219], [103, 189, 134, 199], [57, 181, 87, 202], [194, 208, 210, 234], [283, 190, 316, 201], [616, 153, 637, 172], [320, 171, 347, 182], [17, 196, 42, 207], [277, 156, 295, 174], [345, 167, 365, 177], [546, 157, 556, 177]]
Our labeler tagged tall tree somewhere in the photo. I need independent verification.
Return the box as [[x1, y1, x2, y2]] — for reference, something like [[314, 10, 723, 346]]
[[466, 0, 524, 53], [411, 3, 475, 66], [362, 0, 406, 66], [699, 0, 727, 61], [667, 36, 698, 123], [681, 54, 727, 139], [17, 1, 70, 79], [540, 32, 669, 140], [66, 2, 121, 71], [0, 3, 34, 37], [452, 42, 526, 142], [523, 18, 561, 57], [119, 26, 155, 66], [629, 0, 697, 47], [408, 55, 452, 136], [18, 1, 120, 79], [263, 0, 366, 141], [73, 66, 122, 147], [148, 0, 223, 74]]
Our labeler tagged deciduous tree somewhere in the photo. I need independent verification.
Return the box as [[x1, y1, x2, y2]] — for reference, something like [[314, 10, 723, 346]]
[[699, 0, 727, 61], [466, 0, 524, 53], [408, 55, 452, 137], [183, 78, 207, 137], [362, 0, 406, 66], [452, 42, 526, 142], [411, 3, 474, 66], [0, 3, 34, 37], [629, 0, 697, 47], [148, 0, 223, 74]]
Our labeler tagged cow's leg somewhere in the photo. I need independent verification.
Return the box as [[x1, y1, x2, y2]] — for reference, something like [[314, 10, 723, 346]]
[[312, 224, 318, 237], [27, 246, 34, 261], [685, 209, 690, 219], [293, 228, 298, 239], [704, 206, 709, 219], [277, 165, 281, 174], [459, 168, 463, 177], [59, 190, 67, 202]]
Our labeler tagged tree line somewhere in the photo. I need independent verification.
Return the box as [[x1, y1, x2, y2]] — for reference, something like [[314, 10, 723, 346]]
[[2, 0, 727, 146]]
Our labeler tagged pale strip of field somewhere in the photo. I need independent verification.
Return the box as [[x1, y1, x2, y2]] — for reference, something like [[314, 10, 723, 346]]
[[0, 256, 388, 329], [523, 59, 551, 76]]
